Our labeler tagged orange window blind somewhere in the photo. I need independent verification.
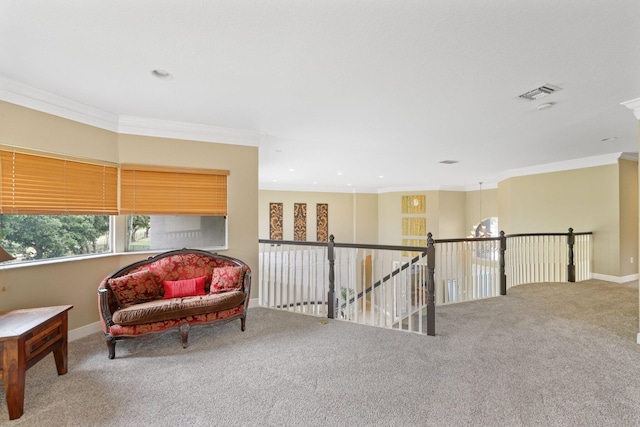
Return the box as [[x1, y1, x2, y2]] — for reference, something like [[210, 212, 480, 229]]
[[0, 149, 118, 215], [120, 164, 229, 215]]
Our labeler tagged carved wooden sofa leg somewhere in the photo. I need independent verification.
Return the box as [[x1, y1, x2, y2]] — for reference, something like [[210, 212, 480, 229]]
[[241, 316, 246, 331], [107, 336, 116, 360], [180, 321, 191, 348]]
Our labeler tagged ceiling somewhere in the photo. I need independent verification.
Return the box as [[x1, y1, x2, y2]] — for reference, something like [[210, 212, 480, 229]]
[[1, 1, 639, 193]]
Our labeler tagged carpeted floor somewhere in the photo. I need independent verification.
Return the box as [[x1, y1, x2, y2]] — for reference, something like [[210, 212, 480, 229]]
[[1, 279, 639, 426]]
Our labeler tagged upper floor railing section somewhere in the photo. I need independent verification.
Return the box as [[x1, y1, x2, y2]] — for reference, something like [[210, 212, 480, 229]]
[[258, 228, 592, 336]]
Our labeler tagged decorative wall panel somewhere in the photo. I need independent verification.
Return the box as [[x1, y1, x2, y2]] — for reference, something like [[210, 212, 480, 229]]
[[401, 195, 426, 214], [402, 218, 427, 236], [294, 203, 307, 241], [269, 203, 283, 240], [316, 203, 329, 242]]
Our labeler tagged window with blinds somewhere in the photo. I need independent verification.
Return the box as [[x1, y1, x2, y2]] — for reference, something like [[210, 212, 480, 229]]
[[120, 165, 229, 216], [0, 149, 118, 215]]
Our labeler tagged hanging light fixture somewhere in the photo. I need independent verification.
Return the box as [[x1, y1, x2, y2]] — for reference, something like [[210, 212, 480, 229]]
[[469, 182, 488, 238]]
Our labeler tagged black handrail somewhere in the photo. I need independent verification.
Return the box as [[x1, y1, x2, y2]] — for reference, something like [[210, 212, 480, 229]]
[[259, 228, 592, 336]]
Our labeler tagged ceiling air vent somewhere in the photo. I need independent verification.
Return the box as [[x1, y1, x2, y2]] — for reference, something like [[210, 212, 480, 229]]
[[439, 160, 459, 164], [518, 84, 562, 100]]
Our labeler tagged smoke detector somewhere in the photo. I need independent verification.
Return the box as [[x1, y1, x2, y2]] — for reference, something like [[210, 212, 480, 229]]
[[519, 84, 562, 100]]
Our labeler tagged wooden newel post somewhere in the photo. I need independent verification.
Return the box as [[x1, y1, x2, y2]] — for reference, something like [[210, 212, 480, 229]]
[[567, 227, 575, 283], [327, 234, 337, 319], [499, 230, 507, 295], [426, 233, 436, 336]]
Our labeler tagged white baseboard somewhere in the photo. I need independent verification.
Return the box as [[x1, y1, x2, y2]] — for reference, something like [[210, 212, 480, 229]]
[[69, 321, 102, 342], [638, 333, 640, 345], [591, 273, 639, 284], [249, 297, 259, 309]]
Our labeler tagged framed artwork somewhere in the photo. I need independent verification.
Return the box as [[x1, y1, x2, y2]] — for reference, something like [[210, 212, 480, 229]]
[[401, 195, 426, 214], [402, 218, 426, 236], [294, 203, 307, 241], [269, 203, 283, 240], [316, 203, 329, 242]]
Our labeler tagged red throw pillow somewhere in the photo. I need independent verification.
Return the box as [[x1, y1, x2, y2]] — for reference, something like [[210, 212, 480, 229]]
[[211, 266, 245, 293], [163, 276, 207, 299]]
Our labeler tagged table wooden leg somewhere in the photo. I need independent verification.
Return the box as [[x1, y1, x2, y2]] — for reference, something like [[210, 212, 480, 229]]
[[52, 312, 68, 375], [2, 339, 26, 420]]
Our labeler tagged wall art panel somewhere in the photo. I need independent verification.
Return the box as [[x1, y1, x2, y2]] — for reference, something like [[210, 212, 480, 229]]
[[401, 195, 426, 214], [316, 203, 329, 242], [294, 203, 307, 241], [269, 202, 283, 240], [402, 218, 427, 236]]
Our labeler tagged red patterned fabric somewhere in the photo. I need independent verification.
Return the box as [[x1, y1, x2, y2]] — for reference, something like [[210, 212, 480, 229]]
[[99, 252, 251, 343], [211, 266, 245, 293], [142, 253, 238, 292], [162, 276, 206, 299], [108, 269, 160, 308], [108, 305, 244, 337]]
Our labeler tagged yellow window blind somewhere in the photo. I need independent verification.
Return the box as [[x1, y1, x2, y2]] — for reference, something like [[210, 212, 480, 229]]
[[120, 164, 229, 215], [0, 149, 118, 215]]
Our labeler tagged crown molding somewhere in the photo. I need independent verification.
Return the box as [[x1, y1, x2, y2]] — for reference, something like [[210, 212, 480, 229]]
[[0, 75, 119, 131], [0, 76, 263, 146], [492, 152, 625, 182], [118, 116, 263, 147], [259, 184, 368, 194], [621, 97, 640, 120], [620, 152, 638, 161], [264, 152, 627, 194]]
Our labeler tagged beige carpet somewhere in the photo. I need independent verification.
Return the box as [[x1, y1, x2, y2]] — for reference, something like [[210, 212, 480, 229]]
[[1, 279, 639, 426]]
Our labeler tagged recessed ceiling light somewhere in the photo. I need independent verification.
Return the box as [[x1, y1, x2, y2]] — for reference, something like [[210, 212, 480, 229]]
[[288, 168, 295, 172], [601, 137, 618, 142], [347, 183, 352, 186], [439, 160, 459, 164], [537, 102, 554, 110], [337, 172, 343, 175], [378, 175, 384, 178], [151, 69, 173, 80]]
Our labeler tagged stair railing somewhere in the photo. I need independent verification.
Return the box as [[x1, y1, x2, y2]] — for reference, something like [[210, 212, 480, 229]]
[[258, 228, 592, 336]]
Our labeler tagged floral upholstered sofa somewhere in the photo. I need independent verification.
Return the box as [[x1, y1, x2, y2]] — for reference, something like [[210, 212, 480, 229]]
[[98, 248, 251, 359]]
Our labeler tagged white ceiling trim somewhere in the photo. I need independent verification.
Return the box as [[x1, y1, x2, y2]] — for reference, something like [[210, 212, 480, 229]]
[[621, 97, 640, 120], [0, 75, 119, 131], [493, 152, 625, 182], [269, 152, 629, 194], [118, 116, 263, 147], [260, 183, 376, 194], [0, 76, 263, 147]]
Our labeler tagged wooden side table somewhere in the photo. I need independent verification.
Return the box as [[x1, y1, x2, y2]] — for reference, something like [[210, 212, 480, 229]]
[[0, 305, 73, 420]]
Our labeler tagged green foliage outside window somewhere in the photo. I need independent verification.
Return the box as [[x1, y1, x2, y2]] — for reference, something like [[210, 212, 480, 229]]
[[0, 215, 110, 261]]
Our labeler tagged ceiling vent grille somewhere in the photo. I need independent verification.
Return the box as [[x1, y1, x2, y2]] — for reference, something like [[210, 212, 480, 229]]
[[519, 84, 562, 100]]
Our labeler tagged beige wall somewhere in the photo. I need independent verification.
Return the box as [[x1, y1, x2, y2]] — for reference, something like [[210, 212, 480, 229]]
[[0, 102, 258, 331], [438, 191, 467, 238], [0, 101, 118, 162], [499, 164, 621, 277], [258, 190, 372, 243], [465, 188, 498, 235], [354, 193, 379, 244], [619, 159, 638, 277], [117, 134, 259, 270], [269, 164, 637, 280]]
